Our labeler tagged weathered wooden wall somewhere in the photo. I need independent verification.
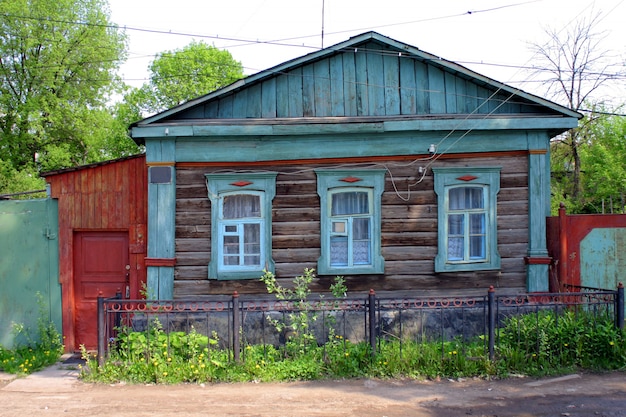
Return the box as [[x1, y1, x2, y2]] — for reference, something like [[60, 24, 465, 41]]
[[43, 155, 148, 350], [174, 151, 528, 298]]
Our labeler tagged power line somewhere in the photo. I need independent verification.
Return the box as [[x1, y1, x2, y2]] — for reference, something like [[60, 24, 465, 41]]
[[0, 1, 544, 55]]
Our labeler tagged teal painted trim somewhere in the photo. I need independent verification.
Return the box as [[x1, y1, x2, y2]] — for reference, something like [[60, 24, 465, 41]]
[[527, 264, 549, 292], [205, 172, 277, 280], [527, 148, 550, 256], [382, 117, 578, 133], [146, 266, 174, 299], [145, 138, 176, 162], [146, 267, 159, 299], [316, 169, 386, 275], [132, 116, 578, 139], [175, 131, 527, 163], [158, 267, 174, 299], [147, 166, 176, 299], [147, 182, 176, 258], [134, 125, 193, 139], [526, 142, 550, 292], [433, 167, 501, 273]]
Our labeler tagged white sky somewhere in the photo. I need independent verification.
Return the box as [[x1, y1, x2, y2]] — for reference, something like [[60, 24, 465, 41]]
[[107, 0, 626, 107]]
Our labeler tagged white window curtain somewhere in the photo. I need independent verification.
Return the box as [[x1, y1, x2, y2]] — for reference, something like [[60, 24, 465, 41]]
[[330, 191, 371, 266], [221, 193, 262, 267], [447, 187, 486, 261], [223, 194, 261, 218]]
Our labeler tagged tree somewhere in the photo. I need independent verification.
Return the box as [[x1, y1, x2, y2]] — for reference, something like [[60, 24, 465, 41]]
[[578, 112, 626, 213], [129, 40, 244, 116], [0, 0, 132, 194], [528, 13, 621, 212]]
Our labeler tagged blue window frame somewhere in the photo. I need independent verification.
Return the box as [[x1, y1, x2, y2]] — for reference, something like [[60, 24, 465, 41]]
[[433, 167, 501, 272], [316, 169, 385, 275], [205, 173, 277, 280]]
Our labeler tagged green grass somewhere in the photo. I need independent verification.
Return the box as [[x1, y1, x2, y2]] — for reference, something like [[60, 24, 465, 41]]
[[80, 309, 626, 384], [0, 294, 64, 375]]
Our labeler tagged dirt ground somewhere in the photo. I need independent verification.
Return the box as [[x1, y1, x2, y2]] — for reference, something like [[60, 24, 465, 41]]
[[1, 367, 625, 417]]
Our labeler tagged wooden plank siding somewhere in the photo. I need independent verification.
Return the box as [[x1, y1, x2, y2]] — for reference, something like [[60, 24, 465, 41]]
[[43, 155, 148, 350], [195, 42, 546, 122], [173, 152, 529, 298]]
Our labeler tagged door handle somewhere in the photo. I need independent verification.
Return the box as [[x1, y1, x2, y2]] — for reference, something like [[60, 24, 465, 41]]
[[125, 264, 131, 298]]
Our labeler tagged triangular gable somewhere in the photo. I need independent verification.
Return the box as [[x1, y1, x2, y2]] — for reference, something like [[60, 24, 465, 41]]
[[133, 31, 580, 127]]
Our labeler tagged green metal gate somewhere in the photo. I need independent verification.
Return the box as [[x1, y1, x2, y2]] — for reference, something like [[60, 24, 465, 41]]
[[0, 198, 61, 349], [580, 228, 626, 290]]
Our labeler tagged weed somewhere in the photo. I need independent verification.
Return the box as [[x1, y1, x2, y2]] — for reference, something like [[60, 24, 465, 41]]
[[0, 293, 63, 375], [81, 307, 626, 384]]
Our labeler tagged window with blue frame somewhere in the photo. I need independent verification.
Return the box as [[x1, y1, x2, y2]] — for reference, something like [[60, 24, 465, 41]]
[[316, 169, 385, 275], [205, 173, 277, 280], [433, 167, 501, 272]]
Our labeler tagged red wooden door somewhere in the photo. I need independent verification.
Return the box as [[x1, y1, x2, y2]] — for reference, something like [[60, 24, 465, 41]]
[[73, 231, 129, 350]]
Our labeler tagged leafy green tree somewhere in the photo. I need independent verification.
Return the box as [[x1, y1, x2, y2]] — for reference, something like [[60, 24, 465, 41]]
[[129, 40, 244, 116], [0, 0, 132, 194], [578, 112, 626, 213]]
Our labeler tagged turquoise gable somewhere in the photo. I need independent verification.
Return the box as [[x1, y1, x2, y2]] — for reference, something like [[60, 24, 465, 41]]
[[133, 31, 579, 134]]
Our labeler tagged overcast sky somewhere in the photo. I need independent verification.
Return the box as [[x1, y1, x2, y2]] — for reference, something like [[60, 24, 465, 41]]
[[107, 0, 626, 106]]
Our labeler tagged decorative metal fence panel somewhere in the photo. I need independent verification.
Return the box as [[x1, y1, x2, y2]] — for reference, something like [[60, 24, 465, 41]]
[[97, 285, 624, 365]]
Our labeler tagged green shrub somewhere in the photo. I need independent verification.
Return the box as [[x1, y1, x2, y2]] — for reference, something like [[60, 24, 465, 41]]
[[497, 308, 626, 375], [81, 307, 626, 384]]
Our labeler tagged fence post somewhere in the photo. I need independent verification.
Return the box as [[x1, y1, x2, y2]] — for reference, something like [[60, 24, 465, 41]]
[[617, 283, 624, 330], [487, 286, 495, 361], [97, 294, 105, 367], [232, 291, 240, 363], [368, 289, 376, 356]]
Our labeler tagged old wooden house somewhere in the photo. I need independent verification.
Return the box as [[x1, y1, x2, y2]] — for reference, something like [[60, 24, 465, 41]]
[[42, 154, 148, 350], [130, 32, 580, 300]]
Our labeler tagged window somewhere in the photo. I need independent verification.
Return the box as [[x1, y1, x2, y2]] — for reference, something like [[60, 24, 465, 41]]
[[433, 167, 501, 272], [205, 173, 277, 280], [316, 170, 385, 275]]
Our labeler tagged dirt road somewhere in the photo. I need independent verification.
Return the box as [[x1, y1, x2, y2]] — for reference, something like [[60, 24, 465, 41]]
[[1, 365, 625, 416]]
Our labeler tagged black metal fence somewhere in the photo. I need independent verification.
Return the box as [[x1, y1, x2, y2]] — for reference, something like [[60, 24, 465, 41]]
[[97, 284, 625, 366]]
